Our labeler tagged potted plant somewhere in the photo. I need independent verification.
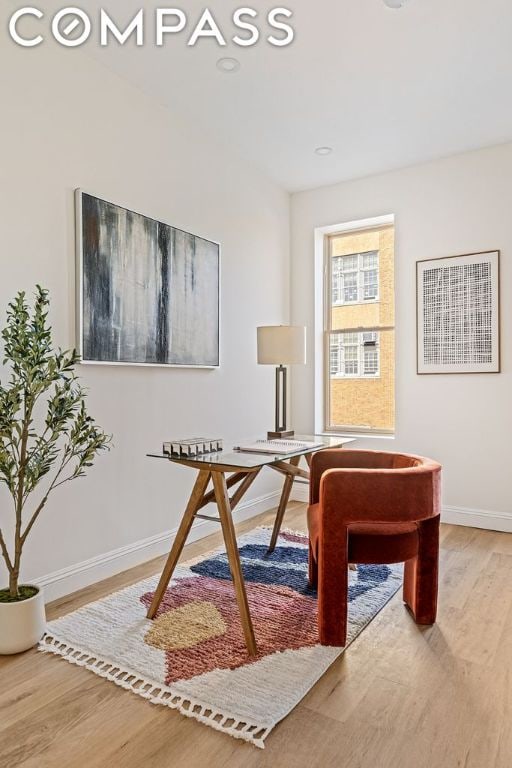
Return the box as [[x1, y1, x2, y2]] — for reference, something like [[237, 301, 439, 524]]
[[0, 287, 110, 654]]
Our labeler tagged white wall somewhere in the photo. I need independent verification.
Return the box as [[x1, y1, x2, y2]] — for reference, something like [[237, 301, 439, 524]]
[[0, 42, 290, 597], [2, 41, 511, 600], [290, 144, 512, 529]]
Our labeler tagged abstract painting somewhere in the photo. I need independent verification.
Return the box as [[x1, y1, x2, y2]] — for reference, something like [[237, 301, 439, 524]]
[[76, 191, 220, 367], [417, 250, 500, 374]]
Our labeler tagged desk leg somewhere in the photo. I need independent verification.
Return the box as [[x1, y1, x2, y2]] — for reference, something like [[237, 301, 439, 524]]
[[147, 469, 211, 620], [212, 471, 258, 656], [268, 455, 302, 554]]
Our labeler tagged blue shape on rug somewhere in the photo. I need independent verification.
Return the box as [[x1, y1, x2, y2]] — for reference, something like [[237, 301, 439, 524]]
[[242, 544, 309, 565], [190, 543, 392, 601], [191, 554, 315, 596]]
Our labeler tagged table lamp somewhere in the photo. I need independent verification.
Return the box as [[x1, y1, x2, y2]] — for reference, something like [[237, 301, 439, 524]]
[[257, 325, 306, 439]]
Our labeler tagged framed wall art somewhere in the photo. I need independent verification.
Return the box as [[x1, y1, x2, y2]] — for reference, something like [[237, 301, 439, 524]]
[[76, 190, 220, 368], [417, 250, 500, 374]]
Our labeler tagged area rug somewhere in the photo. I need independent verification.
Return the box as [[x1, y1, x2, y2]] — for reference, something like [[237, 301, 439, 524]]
[[39, 527, 403, 748]]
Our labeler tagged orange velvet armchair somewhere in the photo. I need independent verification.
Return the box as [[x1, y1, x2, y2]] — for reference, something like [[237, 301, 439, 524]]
[[308, 449, 441, 646]]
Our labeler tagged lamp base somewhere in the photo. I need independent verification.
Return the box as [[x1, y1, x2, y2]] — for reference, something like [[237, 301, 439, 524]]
[[267, 429, 295, 440]]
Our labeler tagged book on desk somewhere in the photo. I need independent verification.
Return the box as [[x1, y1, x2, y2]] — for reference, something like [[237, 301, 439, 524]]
[[233, 438, 324, 455]]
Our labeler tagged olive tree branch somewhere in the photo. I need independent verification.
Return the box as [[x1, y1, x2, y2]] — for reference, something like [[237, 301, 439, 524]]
[[20, 444, 75, 547], [0, 527, 13, 574]]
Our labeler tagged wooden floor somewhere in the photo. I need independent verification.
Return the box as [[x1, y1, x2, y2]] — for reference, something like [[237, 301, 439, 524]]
[[2, 502, 512, 768]]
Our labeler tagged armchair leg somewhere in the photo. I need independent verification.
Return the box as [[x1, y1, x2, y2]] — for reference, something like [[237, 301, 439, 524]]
[[403, 514, 440, 625], [317, 542, 349, 647]]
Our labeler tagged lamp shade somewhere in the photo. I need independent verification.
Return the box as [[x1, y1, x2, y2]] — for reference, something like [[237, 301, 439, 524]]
[[257, 325, 306, 366]]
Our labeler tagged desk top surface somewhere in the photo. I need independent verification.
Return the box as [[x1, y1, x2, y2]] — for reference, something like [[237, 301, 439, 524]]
[[148, 434, 355, 470]]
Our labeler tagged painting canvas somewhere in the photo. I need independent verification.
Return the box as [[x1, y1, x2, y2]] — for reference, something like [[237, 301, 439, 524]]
[[76, 191, 220, 367], [417, 250, 500, 374]]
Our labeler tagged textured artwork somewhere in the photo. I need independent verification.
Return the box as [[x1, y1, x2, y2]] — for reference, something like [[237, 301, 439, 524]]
[[417, 251, 500, 374], [76, 191, 220, 366]]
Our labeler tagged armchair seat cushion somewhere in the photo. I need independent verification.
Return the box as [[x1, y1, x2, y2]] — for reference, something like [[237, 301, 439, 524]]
[[308, 503, 419, 564]]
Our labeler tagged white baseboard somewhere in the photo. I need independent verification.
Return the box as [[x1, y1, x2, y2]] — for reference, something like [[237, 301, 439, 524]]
[[291, 486, 512, 534], [441, 505, 512, 533], [291, 486, 309, 503], [33, 489, 281, 603]]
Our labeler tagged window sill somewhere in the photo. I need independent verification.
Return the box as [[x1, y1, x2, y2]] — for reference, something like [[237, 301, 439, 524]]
[[320, 431, 395, 441], [332, 299, 379, 307]]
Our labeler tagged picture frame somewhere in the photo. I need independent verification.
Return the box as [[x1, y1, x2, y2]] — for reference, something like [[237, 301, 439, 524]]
[[416, 250, 500, 375], [75, 189, 220, 369]]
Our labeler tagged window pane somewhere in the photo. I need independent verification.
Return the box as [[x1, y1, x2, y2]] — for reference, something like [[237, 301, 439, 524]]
[[361, 251, 378, 269], [363, 269, 378, 299], [344, 342, 358, 375], [340, 255, 357, 272], [328, 329, 394, 431], [363, 347, 379, 375], [329, 338, 340, 375], [332, 256, 342, 274], [332, 271, 341, 304], [331, 252, 380, 307], [327, 226, 394, 433], [343, 272, 358, 303]]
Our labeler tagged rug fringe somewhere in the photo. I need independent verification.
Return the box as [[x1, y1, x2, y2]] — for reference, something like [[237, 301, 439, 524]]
[[38, 634, 270, 748]]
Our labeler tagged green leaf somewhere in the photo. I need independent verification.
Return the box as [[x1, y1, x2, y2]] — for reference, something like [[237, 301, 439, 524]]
[[0, 286, 111, 589]]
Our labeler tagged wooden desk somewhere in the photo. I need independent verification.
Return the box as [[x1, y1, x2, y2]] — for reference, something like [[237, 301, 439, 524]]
[[147, 435, 353, 656]]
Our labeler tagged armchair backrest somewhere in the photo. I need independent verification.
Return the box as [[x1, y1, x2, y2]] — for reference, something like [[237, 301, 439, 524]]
[[310, 449, 441, 525]]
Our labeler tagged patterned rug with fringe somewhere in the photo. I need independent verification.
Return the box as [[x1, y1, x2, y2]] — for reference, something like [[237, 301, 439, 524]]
[[39, 527, 402, 748]]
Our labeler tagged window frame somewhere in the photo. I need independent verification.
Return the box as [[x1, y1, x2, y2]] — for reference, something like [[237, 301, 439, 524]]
[[322, 225, 395, 436]]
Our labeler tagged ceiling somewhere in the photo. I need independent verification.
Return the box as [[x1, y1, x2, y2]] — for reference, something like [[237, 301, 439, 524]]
[[13, 0, 512, 191]]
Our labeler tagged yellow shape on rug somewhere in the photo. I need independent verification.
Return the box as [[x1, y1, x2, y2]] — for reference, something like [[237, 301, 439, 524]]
[[145, 601, 227, 650]]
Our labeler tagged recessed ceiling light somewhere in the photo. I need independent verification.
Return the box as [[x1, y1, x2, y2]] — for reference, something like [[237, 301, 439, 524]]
[[216, 57, 240, 73], [315, 146, 333, 156], [383, 0, 409, 8]]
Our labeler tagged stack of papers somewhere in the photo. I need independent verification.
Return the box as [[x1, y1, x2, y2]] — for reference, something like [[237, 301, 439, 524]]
[[233, 439, 324, 455]]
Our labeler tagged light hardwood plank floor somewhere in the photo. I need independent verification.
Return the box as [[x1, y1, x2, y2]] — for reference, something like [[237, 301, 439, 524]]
[[1, 503, 511, 768]]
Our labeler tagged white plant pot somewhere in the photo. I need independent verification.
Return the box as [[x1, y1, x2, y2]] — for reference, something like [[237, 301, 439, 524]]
[[0, 586, 46, 655]]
